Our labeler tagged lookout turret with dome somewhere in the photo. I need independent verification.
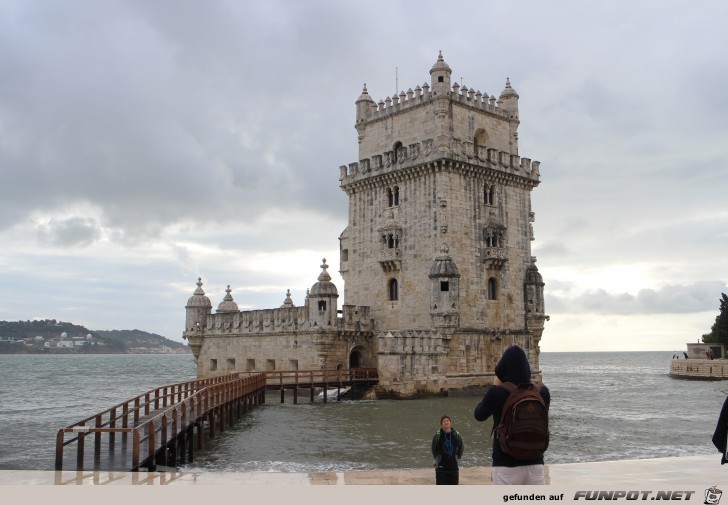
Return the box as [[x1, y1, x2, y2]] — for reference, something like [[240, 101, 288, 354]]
[[306, 259, 339, 327]]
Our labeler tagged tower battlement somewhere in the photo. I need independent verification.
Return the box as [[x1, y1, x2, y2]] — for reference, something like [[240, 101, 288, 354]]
[[356, 82, 513, 125], [339, 140, 540, 189]]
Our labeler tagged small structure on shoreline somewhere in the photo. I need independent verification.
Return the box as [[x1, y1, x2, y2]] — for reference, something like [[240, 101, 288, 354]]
[[669, 342, 727, 379]]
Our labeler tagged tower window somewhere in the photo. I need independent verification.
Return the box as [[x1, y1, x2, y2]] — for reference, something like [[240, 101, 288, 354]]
[[484, 184, 495, 205], [438, 76, 444, 83], [485, 230, 502, 248], [386, 186, 400, 207], [487, 277, 497, 300], [341, 249, 349, 261], [389, 279, 399, 301], [383, 233, 399, 249], [440, 281, 450, 292], [318, 300, 327, 311]]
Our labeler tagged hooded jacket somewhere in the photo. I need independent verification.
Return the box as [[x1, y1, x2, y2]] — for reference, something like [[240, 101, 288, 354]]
[[474, 345, 551, 467], [712, 395, 728, 464]]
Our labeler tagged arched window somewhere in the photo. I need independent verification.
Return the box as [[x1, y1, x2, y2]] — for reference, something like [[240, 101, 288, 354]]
[[487, 277, 497, 300], [389, 279, 399, 301], [392, 141, 402, 163], [386, 186, 401, 207], [474, 128, 490, 150]]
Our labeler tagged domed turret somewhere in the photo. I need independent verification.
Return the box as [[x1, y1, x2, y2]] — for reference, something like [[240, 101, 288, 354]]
[[184, 278, 212, 356], [356, 84, 375, 122], [187, 278, 212, 309], [216, 285, 239, 313], [525, 261, 544, 286], [430, 50, 452, 96], [307, 259, 339, 327], [498, 77, 519, 117], [429, 243, 461, 329], [429, 243, 461, 278], [524, 258, 545, 315], [310, 258, 338, 297]]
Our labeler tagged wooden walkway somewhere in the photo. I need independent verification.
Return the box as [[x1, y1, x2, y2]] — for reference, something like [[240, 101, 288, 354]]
[[55, 368, 378, 472]]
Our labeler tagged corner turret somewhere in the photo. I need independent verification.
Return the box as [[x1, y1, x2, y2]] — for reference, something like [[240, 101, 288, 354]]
[[498, 78, 519, 118], [184, 278, 212, 359], [356, 84, 375, 122], [429, 51, 452, 96], [307, 259, 339, 327]]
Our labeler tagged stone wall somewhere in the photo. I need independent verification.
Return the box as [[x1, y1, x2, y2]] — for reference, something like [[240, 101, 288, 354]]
[[669, 359, 728, 379]]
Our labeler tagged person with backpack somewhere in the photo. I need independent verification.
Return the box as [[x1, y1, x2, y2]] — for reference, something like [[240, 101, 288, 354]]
[[431, 414, 464, 485], [711, 395, 728, 464], [474, 345, 551, 485]]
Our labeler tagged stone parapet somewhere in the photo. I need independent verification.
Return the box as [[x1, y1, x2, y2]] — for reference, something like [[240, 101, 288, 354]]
[[669, 359, 728, 379], [340, 144, 540, 188]]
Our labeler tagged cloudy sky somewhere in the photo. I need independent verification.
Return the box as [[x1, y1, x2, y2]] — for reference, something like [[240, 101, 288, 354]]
[[1, 0, 726, 353]]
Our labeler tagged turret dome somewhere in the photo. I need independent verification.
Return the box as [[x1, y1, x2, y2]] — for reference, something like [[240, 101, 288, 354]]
[[429, 243, 461, 278], [525, 260, 544, 285], [499, 77, 519, 99], [429, 50, 452, 75], [356, 84, 375, 104], [216, 285, 239, 313], [310, 259, 338, 296], [186, 278, 212, 309]]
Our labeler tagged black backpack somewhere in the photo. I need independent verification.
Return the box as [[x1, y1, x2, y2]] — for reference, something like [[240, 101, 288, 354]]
[[493, 382, 549, 460]]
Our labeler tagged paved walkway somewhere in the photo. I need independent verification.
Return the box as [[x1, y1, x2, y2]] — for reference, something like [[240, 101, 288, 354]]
[[0, 454, 724, 485]]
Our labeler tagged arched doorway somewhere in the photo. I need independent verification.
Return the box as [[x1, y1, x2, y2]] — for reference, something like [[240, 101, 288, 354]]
[[349, 348, 362, 368]]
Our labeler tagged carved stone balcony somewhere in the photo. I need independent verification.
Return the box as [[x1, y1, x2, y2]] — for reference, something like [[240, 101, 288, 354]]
[[378, 248, 401, 272], [481, 246, 507, 269]]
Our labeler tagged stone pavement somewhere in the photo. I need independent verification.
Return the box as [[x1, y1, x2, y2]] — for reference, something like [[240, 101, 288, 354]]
[[0, 454, 725, 485]]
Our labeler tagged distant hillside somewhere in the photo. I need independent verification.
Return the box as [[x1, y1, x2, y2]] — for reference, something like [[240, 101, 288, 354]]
[[0, 319, 190, 354]]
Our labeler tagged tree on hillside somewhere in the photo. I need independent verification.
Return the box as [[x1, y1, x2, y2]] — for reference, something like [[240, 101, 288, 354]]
[[702, 293, 728, 345]]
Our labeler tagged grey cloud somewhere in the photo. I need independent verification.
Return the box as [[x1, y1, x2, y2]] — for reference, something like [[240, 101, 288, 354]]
[[547, 281, 727, 316], [36, 217, 101, 247]]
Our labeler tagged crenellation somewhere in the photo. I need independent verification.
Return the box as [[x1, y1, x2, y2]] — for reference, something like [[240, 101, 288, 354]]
[[340, 138, 540, 188]]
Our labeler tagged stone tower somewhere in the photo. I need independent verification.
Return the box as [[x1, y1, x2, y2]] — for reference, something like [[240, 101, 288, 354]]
[[338, 52, 547, 393], [184, 53, 547, 398]]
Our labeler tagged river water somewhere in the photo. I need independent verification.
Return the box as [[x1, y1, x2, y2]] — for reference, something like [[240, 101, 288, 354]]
[[0, 351, 724, 471]]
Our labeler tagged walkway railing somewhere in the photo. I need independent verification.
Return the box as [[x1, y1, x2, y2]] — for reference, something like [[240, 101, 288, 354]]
[[55, 373, 265, 472]]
